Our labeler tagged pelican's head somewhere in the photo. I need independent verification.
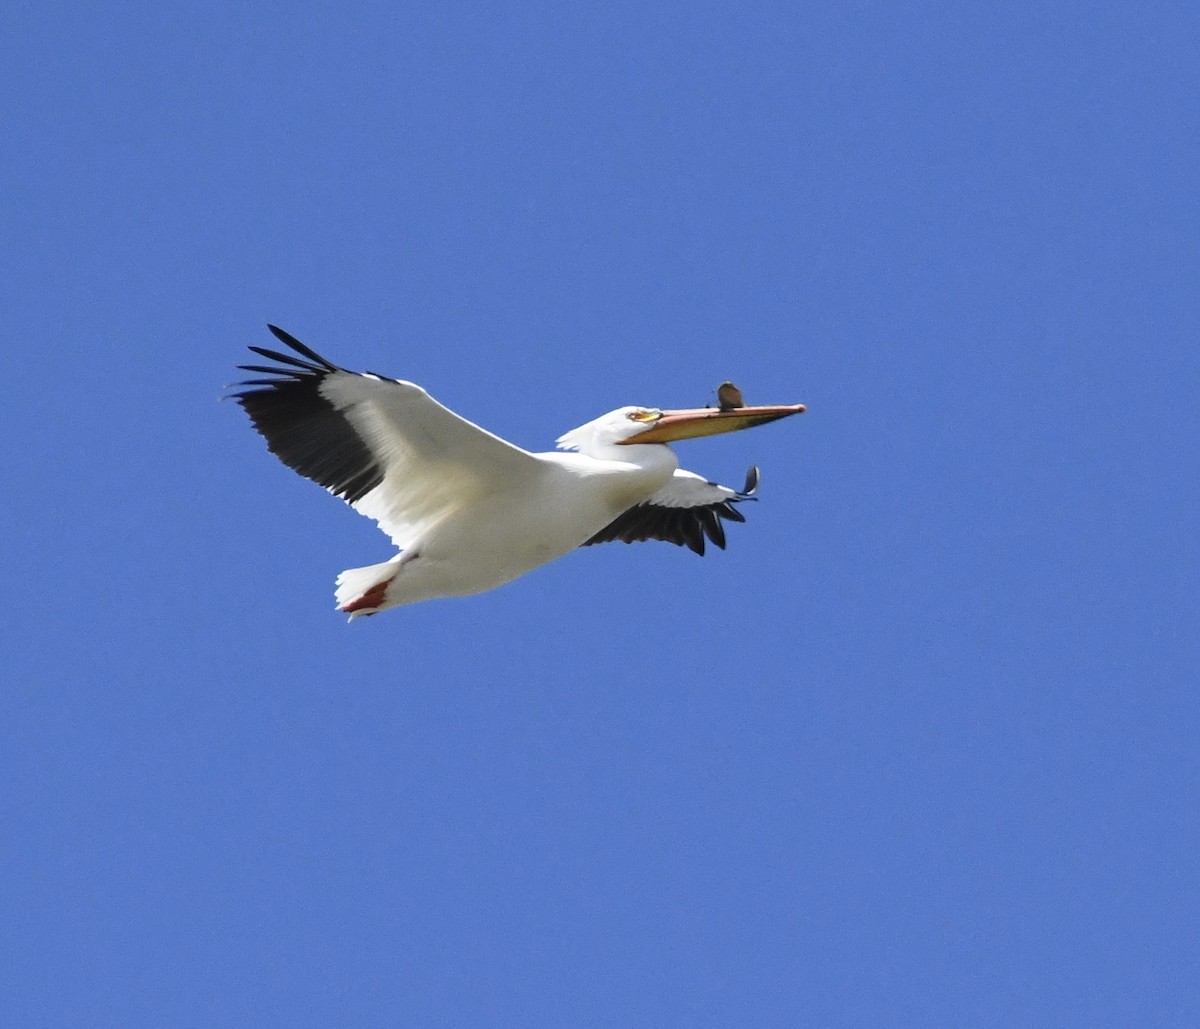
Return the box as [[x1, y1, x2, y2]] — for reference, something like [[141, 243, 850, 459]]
[[556, 407, 668, 453], [556, 401, 805, 455]]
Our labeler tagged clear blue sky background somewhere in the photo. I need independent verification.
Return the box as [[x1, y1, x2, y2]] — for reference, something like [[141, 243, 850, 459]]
[[3, 1, 1197, 1025]]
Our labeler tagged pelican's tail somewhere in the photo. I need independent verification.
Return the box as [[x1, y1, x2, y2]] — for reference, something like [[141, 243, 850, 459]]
[[334, 557, 402, 620]]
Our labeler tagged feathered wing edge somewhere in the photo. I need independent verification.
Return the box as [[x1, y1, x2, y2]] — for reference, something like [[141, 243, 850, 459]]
[[228, 324, 389, 504], [230, 326, 543, 550], [582, 466, 760, 556]]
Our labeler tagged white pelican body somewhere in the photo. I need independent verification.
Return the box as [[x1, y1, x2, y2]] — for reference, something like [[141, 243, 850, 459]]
[[232, 326, 804, 618]]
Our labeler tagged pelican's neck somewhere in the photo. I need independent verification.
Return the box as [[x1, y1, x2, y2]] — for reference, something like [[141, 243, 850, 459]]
[[540, 440, 677, 513], [592, 440, 678, 501], [614, 440, 677, 475]]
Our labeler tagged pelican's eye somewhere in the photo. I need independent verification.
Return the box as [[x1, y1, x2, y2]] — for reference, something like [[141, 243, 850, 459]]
[[627, 408, 662, 423]]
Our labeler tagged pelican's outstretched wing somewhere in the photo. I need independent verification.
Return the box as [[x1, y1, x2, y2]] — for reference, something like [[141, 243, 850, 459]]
[[231, 325, 540, 547], [583, 466, 760, 556]]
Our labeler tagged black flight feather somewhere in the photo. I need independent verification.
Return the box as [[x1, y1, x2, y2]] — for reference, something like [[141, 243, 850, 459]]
[[230, 326, 384, 505], [582, 465, 760, 556]]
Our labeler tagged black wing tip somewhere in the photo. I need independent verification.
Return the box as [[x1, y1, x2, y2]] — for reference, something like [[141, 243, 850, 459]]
[[231, 327, 386, 506], [245, 345, 321, 371], [228, 329, 348, 398], [264, 325, 340, 371], [721, 502, 747, 523]]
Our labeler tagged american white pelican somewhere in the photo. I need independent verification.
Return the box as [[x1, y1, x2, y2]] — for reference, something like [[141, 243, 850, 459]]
[[232, 326, 805, 618]]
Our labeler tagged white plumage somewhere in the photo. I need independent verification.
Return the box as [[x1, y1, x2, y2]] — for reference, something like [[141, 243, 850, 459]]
[[232, 326, 803, 618]]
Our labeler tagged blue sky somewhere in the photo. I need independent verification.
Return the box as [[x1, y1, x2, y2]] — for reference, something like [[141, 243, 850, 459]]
[[2, 1, 1197, 1025]]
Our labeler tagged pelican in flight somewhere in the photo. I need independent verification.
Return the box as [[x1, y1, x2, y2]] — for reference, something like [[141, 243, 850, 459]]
[[232, 326, 805, 618]]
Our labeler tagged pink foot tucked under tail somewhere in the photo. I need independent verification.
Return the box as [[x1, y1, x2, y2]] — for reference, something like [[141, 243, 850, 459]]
[[340, 576, 393, 615]]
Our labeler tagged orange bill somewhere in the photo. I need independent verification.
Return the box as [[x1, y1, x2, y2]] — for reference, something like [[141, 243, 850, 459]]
[[619, 403, 806, 444]]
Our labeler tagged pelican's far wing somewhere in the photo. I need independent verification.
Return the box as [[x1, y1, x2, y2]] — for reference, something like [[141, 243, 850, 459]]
[[582, 466, 760, 556]]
